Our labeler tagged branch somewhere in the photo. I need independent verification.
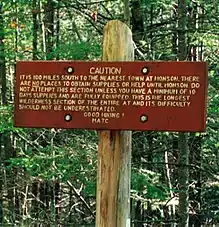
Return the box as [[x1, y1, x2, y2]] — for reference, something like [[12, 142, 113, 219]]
[[52, 163, 95, 219], [13, 132, 42, 152]]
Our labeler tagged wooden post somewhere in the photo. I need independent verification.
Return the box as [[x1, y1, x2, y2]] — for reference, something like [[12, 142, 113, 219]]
[[96, 20, 134, 227]]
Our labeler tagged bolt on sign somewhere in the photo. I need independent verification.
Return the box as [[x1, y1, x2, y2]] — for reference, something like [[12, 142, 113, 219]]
[[14, 61, 208, 132]]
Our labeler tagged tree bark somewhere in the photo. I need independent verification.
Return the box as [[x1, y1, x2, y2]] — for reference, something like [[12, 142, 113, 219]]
[[131, 0, 144, 43], [178, 134, 189, 227], [0, 3, 16, 224], [44, 0, 54, 58], [124, 0, 130, 26], [32, 0, 38, 60], [188, 3, 202, 227], [0, 2, 7, 105], [177, 0, 189, 227]]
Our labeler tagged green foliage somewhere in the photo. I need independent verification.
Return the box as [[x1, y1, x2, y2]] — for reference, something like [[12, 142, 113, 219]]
[[49, 41, 101, 60], [0, 0, 219, 226], [201, 183, 219, 221], [132, 168, 167, 201], [0, 105, 15, 133], [7, 129, 98, 197]]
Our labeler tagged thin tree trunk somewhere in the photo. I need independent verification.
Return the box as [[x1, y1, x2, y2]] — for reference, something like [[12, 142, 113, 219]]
[[188, 3, 202, 227], [132, 133, 145, 227], [178, 134, 189, 227], [177, 0, 189, 227], [172, 5, 178, 60], [56, 0, 60, 60], [32, 182, 39, 223], [189, 134, 202, 227], [32, 0, 38, 60], [124, 0, 130, 26], [164, 150, 175, 226], [0, 2, 7, 105], [31, 1, 39, 222], [131, 0, 144, 43], [1, 3, 17, 224], [45, 0, 54, 58], [4, 133, 15, 224], [0, 5, 4, 217], [146, 132, 153, 223], [171, 6, 178, 226], [39, 1, 46, 59], [149, 5, 154, 58]]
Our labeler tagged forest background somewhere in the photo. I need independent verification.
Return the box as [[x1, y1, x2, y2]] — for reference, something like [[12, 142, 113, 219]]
[[0, 0, 219, 226]]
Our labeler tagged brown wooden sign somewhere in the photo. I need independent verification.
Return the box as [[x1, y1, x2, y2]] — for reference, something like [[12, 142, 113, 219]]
[[14, 61, 208, 132]]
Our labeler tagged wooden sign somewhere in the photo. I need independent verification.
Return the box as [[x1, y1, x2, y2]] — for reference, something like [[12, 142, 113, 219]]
[[14, 61, 208, 132]]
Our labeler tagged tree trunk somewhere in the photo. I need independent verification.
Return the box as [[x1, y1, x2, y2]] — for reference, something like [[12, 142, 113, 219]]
[[0, 2, 7, 105], [188, 3, 202, 227], [189, 134, 202, 227], [124, 0, 130, 26], [177, 0, 189, 227], [146, 132, 153, 222], [31, 1, 39, 221], [178, 134, 189, 227], [0, 3, 16, 224], [45, 0, 54, 58], [55, 0, 60, 60], [4, 133, 15, 224], [0, 8, 5, 219], [164, 149, 175, 226], [32, 0, 38, 60], [131, 0, 144, 43]]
